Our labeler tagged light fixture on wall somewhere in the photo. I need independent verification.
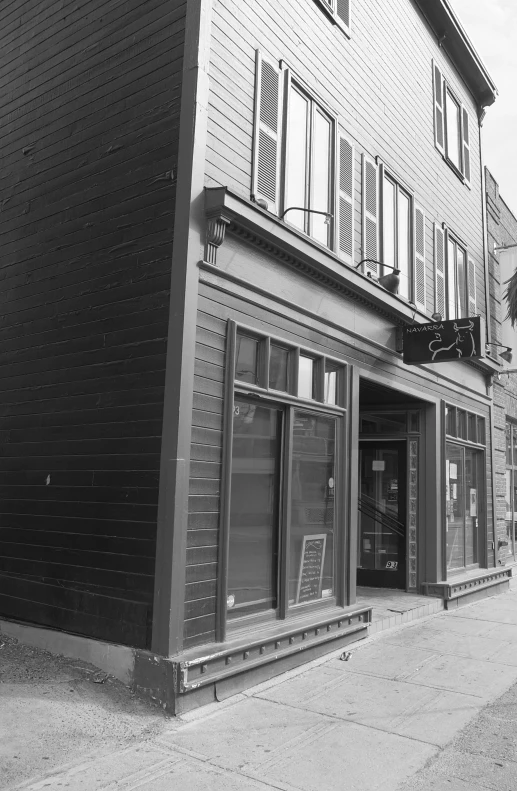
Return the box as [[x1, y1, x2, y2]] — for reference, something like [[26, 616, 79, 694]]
[[494, 243, 517, 254], [485, 342, 513, 364], [355, 259, 401, 295], [281, 207, 333, 225]]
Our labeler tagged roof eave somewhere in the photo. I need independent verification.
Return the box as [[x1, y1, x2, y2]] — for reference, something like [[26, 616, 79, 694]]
[[414, 0, 498, 107]]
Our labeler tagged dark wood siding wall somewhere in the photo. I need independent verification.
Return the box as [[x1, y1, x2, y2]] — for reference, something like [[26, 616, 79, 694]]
[[0, 0, 186, 648], [206, 0, 485, 324]]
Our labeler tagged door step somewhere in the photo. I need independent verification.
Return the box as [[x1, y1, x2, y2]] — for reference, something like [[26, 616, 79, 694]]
[[423, 568, 512, 609]]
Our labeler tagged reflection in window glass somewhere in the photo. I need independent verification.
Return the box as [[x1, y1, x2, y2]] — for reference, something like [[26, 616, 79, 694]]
[[507, 424, 512, 465], [324, 362, 339, 405], [298, 356, 314, 399], [446, 442, 482, 570], [513, 426, 517, 466], [477, 417, 485, 446], [397, 191, 410, 299], [446, 406, 456, 436], [289, 412, 335, 605], [383, 178, 396, 272], [228, 400, 282, 619], [457, 247, 467, 318], [285, 87, 308, 232], [312, 110, 331, 247], [447, 238, 457, 320], [468, 413, 476, 443], [235, 335, 259, 384], [457, 410, 466, 439], [445, 90, 461, 170], [269, 345, 290, 392]]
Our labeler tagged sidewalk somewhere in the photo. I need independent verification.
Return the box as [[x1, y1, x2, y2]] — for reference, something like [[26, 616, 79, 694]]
[[6, 586, 517, 791]]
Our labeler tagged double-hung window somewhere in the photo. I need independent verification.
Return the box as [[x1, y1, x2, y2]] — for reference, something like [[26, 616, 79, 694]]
[[360, 158, 426, 310], [285, 83, 333, 248], [433, 62, 471, 185], [251, 52, 355, 265], [434, 225, 476, 320]]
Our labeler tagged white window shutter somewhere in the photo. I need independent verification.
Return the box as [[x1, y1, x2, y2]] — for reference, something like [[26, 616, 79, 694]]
[[251, 51, 282, 214], [467, 256, 477, 315], [434, 223, 446, 318], [336, 0, 351, 32], [337, 134, 354, 264], [433, 62, 445, 155], [461, 107, 471, 185], [414, 206, 426, 312], [361, 154, 379, 276]]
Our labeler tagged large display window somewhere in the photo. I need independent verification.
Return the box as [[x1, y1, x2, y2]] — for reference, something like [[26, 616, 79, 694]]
[[221, 324, 347, 637], [445, 405, 486, 572]]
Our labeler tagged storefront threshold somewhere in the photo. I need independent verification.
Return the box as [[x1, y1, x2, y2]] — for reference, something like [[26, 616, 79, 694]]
[[356, 587, 445, 635], [160, 605, 371, 714], [423, 567, 513, 609]]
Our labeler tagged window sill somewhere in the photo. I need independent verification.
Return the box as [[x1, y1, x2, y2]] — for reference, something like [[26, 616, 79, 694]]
[[441, 152, 470, 188]]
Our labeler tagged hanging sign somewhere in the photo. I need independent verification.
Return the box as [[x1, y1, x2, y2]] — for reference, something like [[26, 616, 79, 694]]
[[402, 317, 484, 365]]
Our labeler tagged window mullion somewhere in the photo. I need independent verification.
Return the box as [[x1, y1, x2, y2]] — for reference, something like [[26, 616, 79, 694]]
[[279, 407, 294, 619]]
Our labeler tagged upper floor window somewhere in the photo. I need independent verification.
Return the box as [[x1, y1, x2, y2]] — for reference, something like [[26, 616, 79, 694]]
[[251, 52, 354, 265], [285, 83, 334, 248], [314, 0, 351, 36], [360, 158, 426, 311], [434, 224, 476, 320], [433, 62, 471, 185]]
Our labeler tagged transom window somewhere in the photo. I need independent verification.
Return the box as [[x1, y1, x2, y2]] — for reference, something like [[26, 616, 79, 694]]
[[445, 405, 485, 444], [235, 330, 346, 407]]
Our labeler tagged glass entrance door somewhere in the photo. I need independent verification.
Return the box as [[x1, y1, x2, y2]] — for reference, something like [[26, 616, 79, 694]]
[[357, 441, 407, 589]]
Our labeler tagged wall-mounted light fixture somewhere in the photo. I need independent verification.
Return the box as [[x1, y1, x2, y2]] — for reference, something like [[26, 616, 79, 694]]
[[494, 243, 517, 254], [355, 259, 401, 295], [485, 342, 513, 364], [281, 207, 333, 225]]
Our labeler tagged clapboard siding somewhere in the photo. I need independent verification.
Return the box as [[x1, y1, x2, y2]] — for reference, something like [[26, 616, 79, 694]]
[[0, 0, 186, 648], [206, 0, 486, 322], [184, 311, 226, 646]]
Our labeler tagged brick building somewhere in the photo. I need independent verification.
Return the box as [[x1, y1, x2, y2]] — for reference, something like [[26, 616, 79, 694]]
[[0, 0, 511, 712], [485, 168, 517, 567]]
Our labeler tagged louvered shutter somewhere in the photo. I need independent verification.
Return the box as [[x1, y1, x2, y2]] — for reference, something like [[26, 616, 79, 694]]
[[251, 51, 281, 214], [461, 107, 471, 185], [337, 135, 354, 263], [434, 223, 446, 318], [433, 62, 445, 155], [336, 0, 351, 32], [414, 205, 426, 312], [362, 154, 379, 276], [467, 256, 477, 315]]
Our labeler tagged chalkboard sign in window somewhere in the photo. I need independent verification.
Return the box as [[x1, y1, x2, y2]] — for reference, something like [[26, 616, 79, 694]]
[[296, 534, 327, 604]]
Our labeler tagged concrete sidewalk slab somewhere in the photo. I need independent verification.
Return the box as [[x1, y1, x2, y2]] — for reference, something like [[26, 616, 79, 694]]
[[8, 589, 517, 791], [256, 664, 482, 747]]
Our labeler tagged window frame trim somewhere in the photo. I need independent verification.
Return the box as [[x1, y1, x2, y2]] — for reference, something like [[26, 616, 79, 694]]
[[218, 320, 349, 640], [282, 69, 337, 251], [313, 0, 351, 37], [379, 164, 416, 304], [434, 65, 472, 187]]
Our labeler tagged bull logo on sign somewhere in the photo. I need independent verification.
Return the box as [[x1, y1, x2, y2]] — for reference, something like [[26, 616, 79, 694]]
[[428, 320, 476, 361]]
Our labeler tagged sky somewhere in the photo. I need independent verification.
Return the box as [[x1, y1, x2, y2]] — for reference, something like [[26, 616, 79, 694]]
[[449, 0, 517, 215]]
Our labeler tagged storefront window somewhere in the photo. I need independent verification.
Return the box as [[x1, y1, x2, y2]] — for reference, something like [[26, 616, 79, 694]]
[[446, 442, 483, 570], [226, 326, 346, 629], [290, 412, 335, 604], [228, 401, 282, 618], [505, 421, 517, 560]]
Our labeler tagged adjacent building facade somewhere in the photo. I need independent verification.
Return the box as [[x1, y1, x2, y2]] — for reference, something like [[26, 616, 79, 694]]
[[0, 0, 510, 712], [485, 168, 517, 569]]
